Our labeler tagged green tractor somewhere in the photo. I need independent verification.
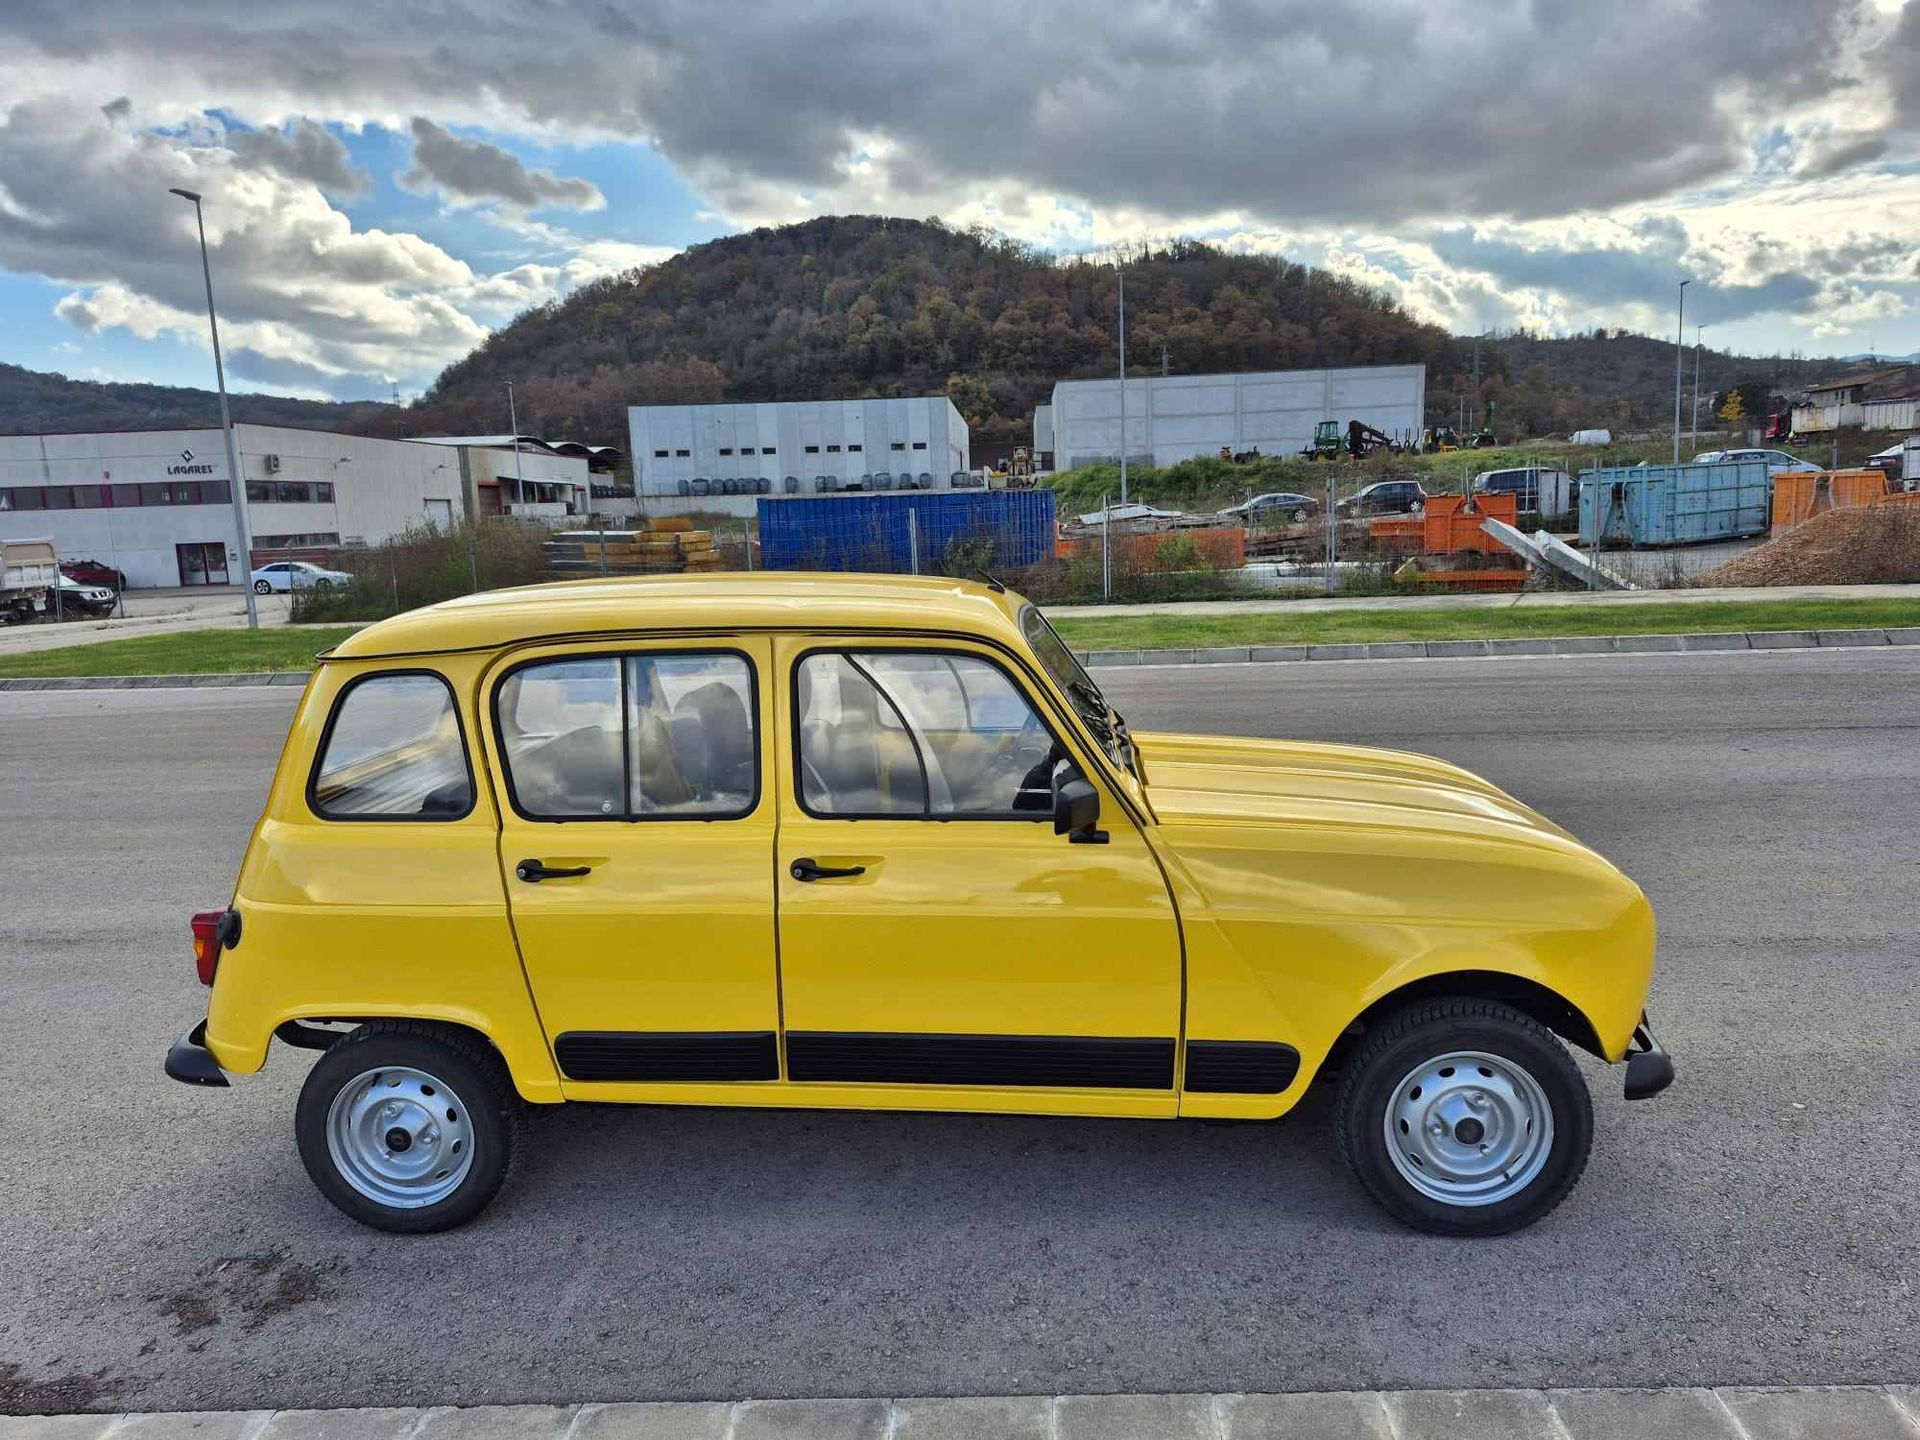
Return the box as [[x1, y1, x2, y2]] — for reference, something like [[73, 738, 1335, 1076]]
[[1302, 420, 1343, 460]]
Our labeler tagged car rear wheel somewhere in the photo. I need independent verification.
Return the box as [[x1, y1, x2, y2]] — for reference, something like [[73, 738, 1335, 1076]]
[[253, 579, 272, 594], [1335, 998, 1591, 1236], [295, 1022, 519, 1233]]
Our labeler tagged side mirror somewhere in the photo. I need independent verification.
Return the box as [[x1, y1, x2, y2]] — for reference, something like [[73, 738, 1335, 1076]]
[[1052, 764, 1107, 844]]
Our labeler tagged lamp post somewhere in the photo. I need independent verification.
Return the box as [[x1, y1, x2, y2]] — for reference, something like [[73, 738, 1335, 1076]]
[[1672, 279, 1690, 466], [1116, 265, 1129, 506], [505, 380, 522, 510], [170, 187, 257, 627]]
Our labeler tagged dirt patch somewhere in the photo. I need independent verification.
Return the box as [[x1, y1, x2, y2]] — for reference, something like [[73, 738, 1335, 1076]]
[[151, 1247, 343, 1336], [1701, 503, 1920, 586], [0, 1362, 129, 1415]]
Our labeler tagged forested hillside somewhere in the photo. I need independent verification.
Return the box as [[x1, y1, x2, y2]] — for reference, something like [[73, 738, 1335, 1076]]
[[362, 216, 1469, 448], [0, 363, 389, 435]]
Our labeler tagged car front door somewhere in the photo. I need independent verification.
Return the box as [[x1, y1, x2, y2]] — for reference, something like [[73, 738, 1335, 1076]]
[[486, 638, 782, 1097], [773, 636, 1183, 1117]]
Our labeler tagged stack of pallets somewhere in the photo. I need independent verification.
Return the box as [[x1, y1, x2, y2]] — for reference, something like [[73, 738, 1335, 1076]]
[[548, 519, 723, 577]]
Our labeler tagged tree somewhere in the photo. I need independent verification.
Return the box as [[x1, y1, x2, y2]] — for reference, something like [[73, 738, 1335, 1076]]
[[1718, 390, 1746, 425]]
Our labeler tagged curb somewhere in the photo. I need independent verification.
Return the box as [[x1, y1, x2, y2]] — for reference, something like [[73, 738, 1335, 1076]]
[[0, 670, 310, 693], [2, 1387, 1916, 1440], [1078, 626, 1913, 669]]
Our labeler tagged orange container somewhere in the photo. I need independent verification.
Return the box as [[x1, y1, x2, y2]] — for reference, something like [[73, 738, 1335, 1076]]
[[1772, 470, 1889, 534]]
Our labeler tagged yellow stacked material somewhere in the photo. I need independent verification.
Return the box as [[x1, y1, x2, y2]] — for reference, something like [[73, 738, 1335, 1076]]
[[680, 527, 719, 571], [649, 516, 695, 533]]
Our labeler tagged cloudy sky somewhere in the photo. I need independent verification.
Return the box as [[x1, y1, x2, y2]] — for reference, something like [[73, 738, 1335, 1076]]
[[0, 0, 1915, 403]]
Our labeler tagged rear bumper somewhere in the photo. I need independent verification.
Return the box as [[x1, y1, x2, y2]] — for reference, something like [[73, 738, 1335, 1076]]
[[165, 1019, 230, 1088], [1623, 1016, 1673, 1100]]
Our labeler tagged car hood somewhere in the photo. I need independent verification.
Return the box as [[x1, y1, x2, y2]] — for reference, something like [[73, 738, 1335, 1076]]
[[1132, 730, 1588, 854]]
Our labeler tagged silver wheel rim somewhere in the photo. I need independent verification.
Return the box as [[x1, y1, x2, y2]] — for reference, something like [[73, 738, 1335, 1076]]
[[1383, 1049, 1553, 1207], [325, 1065, 475, 1209]]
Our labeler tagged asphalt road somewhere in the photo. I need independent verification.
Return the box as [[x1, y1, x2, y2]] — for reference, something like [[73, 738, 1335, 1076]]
[[2, 648, 1915, 1412]]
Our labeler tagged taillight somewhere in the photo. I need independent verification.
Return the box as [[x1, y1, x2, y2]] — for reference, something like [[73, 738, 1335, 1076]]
[[190, 910, 224, 986]]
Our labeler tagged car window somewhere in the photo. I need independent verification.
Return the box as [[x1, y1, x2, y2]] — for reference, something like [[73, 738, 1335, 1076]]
[[496, 652, 756, 820], [796, 651, 1057, 818], [310, 673, 474, 820]]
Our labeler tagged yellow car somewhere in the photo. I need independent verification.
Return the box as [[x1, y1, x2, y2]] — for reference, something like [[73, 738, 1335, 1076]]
[[167, 574, 1671, 1235]]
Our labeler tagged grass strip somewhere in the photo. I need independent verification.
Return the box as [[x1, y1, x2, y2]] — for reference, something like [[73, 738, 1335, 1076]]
[[0, 625, 363, 678]]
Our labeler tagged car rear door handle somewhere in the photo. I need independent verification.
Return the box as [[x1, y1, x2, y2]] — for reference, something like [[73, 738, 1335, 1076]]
[[790, 858, 867, 882], [515, 859, 592, 882]]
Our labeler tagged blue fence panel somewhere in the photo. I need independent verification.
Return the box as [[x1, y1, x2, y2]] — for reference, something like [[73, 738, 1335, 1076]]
[[755, 491, 1056, 573], [1579, 460, 1771, 547]]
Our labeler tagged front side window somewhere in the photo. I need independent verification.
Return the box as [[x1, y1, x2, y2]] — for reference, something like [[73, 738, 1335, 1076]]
[[796, 651, 1058, 818], [311, 672, 474, 819], [496, 652, 757, 820]]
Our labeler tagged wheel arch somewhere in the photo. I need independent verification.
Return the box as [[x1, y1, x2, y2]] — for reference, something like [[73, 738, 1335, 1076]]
[[1329, 970, 1605, 1073]]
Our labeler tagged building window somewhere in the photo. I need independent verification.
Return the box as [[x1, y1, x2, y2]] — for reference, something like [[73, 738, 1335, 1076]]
[[315, 482, 333, 502], [891, 441, 906, 450], [719, 447, 734, 456], [912, 441, 928, 450], [41, 486, 76, 510], [848, 443, 862, 452], [827, 444, 841, 452], [256, 531, 343, 549], [653, 449, 669, 459], [112, 484, 141, 507], [9, 488, 43, 510], [675, 449, 690, 457], [804, 445, 820, 454], [761, 446, 777, 455]]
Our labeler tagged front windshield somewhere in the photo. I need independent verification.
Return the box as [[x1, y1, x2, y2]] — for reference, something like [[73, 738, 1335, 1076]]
[[1019, 603, 1135, 776]]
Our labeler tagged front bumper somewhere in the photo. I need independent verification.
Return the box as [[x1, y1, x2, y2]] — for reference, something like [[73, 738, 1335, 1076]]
[[1622, 1016, 1674, 1100], [165, 1019, 229, 1087]]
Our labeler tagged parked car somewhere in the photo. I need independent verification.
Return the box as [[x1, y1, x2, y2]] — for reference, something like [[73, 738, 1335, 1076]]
[[1473, 467, 1572, 516], [61, 557, 128, 591], [1691, 448, 1822, 474], [44, 572, 116, 617], [1336, 479, 1429, 516], [250, 560, 353, 594], [167, 574, 1672, 1237], [1863, 438, 1920, 489], [1220, 491, 1321, 524]]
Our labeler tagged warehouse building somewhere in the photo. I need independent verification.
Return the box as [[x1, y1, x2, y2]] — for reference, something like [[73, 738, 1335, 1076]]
[[629, 397, 971, 518], [0, 424, 588, 589], [1042, 364, 1426, 471]]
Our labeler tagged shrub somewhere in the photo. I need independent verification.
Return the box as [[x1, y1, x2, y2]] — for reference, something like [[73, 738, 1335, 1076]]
[[290, 520, 552, 622]]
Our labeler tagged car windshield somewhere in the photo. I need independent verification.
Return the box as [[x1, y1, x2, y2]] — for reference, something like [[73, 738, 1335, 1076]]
[[1019, 603, 1136, 777]]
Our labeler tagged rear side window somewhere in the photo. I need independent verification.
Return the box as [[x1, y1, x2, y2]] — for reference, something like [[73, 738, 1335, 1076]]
[[495, 652, 757, 820], [795, 651, 1058, 818], [310, 672, 474, 820]]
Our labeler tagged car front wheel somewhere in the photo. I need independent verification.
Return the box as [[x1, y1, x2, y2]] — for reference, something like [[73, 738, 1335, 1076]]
[[295, 1022, 520, 1233], [1335, 998, 1592, 1236], [253, 579, 272, 594]]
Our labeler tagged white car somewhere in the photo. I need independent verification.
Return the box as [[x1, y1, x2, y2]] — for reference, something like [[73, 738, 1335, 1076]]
[[250, 560, 353, 594], [1691, 448, 1822, 474]]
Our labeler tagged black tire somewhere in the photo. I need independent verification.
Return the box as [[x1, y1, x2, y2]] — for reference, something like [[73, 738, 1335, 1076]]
[[253, 579, 272, 594], [313, 578, 332, 590], [295, 1021, 520, 1233], [1334, 998, 1592, 1237]]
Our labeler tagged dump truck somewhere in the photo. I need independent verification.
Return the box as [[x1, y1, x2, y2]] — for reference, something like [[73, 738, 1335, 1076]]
[[2, 537, 58, 624]]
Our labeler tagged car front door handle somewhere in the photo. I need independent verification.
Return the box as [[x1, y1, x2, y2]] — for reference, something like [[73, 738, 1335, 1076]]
[[515, 859, 593, 882], [790, 858, 867, 882]]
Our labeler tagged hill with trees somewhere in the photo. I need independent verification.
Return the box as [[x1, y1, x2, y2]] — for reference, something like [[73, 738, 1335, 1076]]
[[361, 216, 1470, 449], [0, 362, 390, 436]]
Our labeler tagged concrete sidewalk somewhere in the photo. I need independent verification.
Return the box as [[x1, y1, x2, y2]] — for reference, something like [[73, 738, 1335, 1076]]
[[1044, 581, 1920, 619], [4, 1388, 1916, 1439], [0, 588, 297, 657]]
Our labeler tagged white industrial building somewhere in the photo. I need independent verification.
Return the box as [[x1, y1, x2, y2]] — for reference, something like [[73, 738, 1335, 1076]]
[[0, 424, 589, 589], [1042, 364, 1427, 471], [629, 397, 971, 517]]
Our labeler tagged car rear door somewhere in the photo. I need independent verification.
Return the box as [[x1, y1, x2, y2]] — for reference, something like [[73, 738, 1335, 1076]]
[[771, 635, 1183, 1117], [485, 637, 782, 1096]]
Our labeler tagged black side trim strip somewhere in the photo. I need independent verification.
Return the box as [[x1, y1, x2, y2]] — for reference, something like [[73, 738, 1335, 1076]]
[[1184, 1040, 1302, 1094], [555, 1031, 779, 1082], [787, 1032, 1174, 1089]]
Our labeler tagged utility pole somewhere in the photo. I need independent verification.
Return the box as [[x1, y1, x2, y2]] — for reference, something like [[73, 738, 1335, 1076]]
[[170, 187, 258, 628], [1691, 325, 1705, 445], [1672, 280, 1690, 466], [506, 380, 521, 510], [1116, 266, 1128, 506]]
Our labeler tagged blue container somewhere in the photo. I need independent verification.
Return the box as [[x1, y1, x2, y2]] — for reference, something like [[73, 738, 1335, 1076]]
[[1578, 460, 1771, 547], [755, 490, 1056, 573]]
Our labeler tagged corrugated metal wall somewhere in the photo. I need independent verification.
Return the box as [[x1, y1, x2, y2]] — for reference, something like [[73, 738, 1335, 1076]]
[[756, 491, 1056, 573]]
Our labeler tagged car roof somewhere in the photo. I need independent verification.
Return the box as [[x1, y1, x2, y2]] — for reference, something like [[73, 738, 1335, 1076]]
[[326, 572, 1032, 661]]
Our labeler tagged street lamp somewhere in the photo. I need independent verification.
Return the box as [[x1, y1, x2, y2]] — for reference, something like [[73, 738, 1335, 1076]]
[[1115, 264, 1129, 506], [1671, 279, 1690, 467], [505, 380, 522, 509], [170, 187, 258, 627]]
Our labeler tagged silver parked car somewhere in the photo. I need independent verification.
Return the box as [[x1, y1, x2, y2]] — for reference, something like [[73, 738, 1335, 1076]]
[[1691, 448, 1822, 474], [250, 560, 353, 594]]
